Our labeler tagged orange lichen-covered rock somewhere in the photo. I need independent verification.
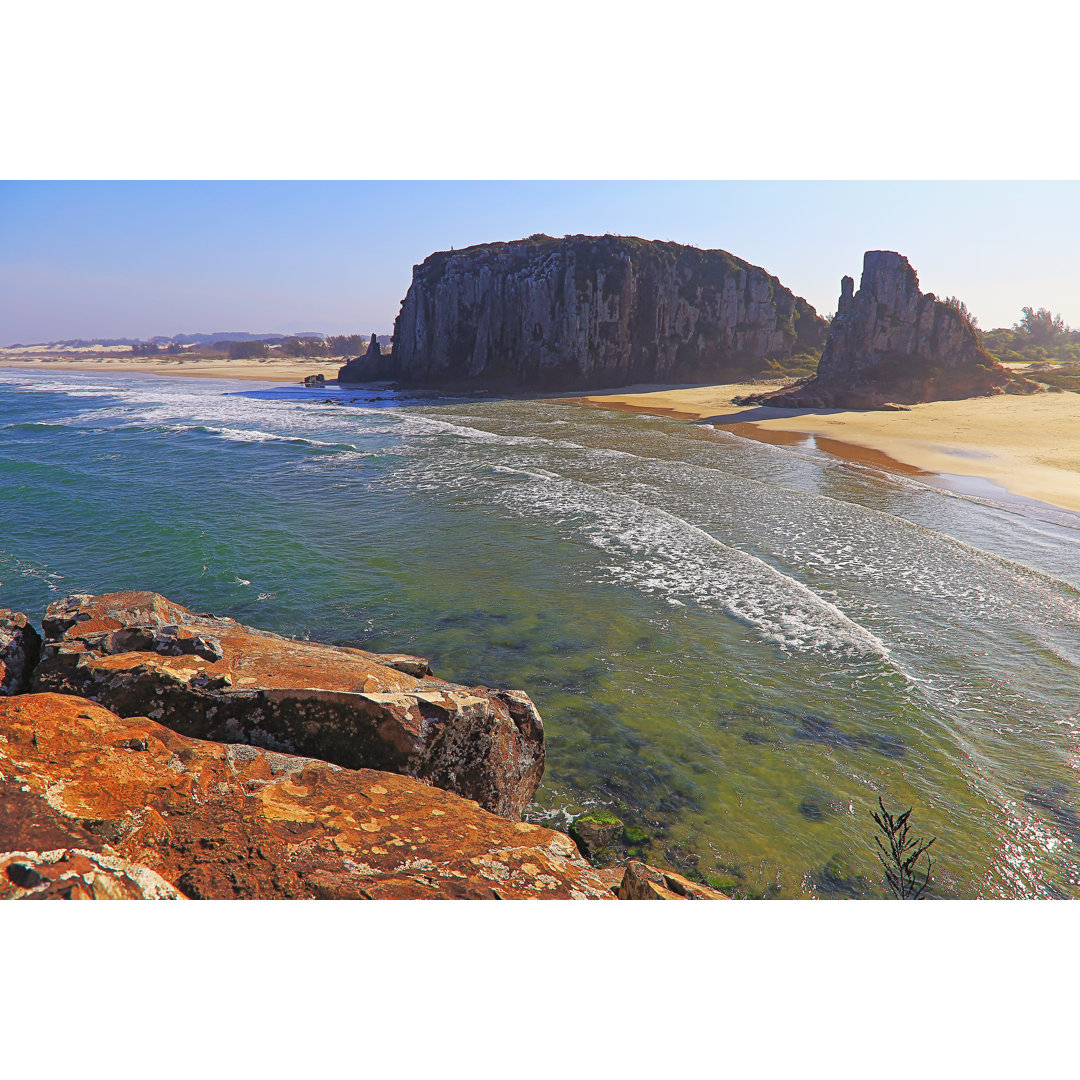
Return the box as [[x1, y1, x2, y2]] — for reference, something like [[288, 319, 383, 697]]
[[1, 609, 41, 695], [32, 591, 543, 819], [0, 777, 183, 899], [0, 694, 612, 900], [616, 860, 730, 900], [1, 847, 184, 899]]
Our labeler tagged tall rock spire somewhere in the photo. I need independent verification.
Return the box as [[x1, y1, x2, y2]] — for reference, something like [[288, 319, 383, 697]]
[[748, 251, 1040, 409]]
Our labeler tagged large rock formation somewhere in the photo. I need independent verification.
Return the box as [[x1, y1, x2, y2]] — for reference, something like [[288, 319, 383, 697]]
[[0, 609, 41, 696], [0, 693, 613, 899], [32, 591, 544, 820], [749, 251, 1041, 409], [338, 332, 394, 383], [388, 234, 827, 390]]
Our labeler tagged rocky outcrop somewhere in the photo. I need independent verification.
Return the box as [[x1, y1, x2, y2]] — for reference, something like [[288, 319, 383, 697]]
[[1, 846, 184, 900], [389, 234, 827, 390], [31, 591, 544, 820], [0, 610, 40, 696], [338, 333, 394, 383], [569, 808, 624, 858], [616, 859, 730, 900], [1, 766, 184, 899], [748, 251, 1041, 409], [0, 694, 612, 899]]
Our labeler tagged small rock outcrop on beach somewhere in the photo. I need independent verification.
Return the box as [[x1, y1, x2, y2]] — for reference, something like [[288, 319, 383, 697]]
[[0, 610, 41, 696], [746, 251, 1042, 409], [31, 591, 544, 820], [388, 234, 827, 390], [338, 333, 394, 383], [0, 693, 613, 899]]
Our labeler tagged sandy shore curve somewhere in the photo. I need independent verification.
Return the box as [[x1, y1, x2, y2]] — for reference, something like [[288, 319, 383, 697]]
[[566, 382, 1080, 515]]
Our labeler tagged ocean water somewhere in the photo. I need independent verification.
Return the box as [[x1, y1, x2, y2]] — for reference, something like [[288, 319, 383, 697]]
[[2, 367, 1078, 898]]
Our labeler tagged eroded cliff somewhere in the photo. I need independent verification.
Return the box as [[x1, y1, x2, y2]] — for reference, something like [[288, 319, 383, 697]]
[[749, 251, 1041, 409], [387, 234, 827, 390]]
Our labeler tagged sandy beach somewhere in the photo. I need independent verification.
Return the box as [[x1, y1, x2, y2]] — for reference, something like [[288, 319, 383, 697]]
[[570, 382, 1080, 514], [0, 355, 331, 384]]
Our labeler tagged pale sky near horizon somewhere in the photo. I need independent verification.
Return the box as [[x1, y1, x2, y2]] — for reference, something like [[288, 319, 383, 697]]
[[2, 180, 1079, 344]]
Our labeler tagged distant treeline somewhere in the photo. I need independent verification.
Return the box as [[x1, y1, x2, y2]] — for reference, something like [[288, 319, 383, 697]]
[[130, 334, 390, 360], [979, 307, 1080, 365]]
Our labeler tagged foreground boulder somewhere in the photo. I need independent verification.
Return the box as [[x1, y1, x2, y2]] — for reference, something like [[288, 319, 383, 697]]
[[32, 591, 544, 820], [0, 609, 41, 696], [389, 234, 827, 390], [746, 251, 1041, 409], [0, 694, 612, 899]]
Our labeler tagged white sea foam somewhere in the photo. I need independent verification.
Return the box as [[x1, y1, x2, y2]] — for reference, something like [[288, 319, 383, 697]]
[[390, 451, 892, 657]]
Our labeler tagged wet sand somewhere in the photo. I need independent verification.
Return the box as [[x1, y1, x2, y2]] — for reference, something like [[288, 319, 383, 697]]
[[569, 382, 1080, 514]]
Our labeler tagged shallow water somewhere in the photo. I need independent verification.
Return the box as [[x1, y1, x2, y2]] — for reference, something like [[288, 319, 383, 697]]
[[2, 368, 1078, 897]]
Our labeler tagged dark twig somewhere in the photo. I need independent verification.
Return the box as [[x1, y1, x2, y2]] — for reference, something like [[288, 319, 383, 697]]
[[870, 796, 936, 899]]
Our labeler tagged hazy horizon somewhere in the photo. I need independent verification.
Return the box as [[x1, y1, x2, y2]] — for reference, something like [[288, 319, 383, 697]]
[[4, 180, 1080, 344]]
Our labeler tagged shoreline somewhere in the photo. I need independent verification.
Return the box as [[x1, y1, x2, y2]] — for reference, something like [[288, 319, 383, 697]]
[[565, 382, 1080, 515], [8, 362, 1078, 515], [0, 357, 330, 383]]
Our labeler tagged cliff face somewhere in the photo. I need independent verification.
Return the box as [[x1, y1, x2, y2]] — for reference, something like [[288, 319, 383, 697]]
[[755, 251, 1041, 409], [388, 234, 827, 390]]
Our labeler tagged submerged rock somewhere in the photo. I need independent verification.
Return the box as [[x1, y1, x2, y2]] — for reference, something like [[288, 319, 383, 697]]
[[389, 234, 827, 390], [746, 251, 1041, 409], [569, 807, 624, 857], [616, 859, 730, 900], [0, 610, 41, 696], [0, 693, 612, 900], [32, 591, 544, 819]]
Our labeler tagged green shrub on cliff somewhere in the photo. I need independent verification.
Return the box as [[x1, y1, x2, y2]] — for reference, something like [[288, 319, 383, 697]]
[[763, 350, 821, 380]]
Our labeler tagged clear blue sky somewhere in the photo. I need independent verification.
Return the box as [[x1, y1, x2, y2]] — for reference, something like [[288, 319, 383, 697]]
[[3, 181, 1079, 343]]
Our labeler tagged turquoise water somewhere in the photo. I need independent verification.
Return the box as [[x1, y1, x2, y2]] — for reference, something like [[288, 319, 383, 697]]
[[2, 367, 1079, 897]]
